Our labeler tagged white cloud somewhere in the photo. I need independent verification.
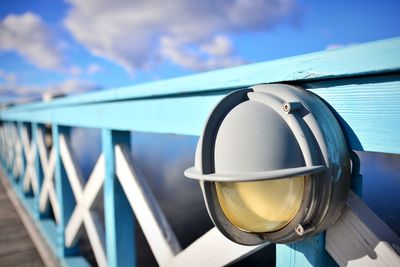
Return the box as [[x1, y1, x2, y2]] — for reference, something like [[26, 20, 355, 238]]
[[69, 65, 82, 76], [64, 0, 299, 72], [69, 64, 103, 77], [0, 69, 17, 85], [87, 63, 102, 75], [49, 79, 100, 95], [0, 12, 63, 70], [0, 69, 100, 104], [160, 36, 245, 71], [200, 35, 233, 57]]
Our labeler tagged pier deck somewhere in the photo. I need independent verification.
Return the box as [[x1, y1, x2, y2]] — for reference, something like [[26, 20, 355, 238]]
[[0, 174, 44, 267]]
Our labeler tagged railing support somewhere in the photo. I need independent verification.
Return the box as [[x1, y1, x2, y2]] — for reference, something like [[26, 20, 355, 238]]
[[53, 125, 79, 257], [35, 123, 54, 220], [276, 233, 337, 267], [17, 122, 25, 187], [32, 123, 43, 218], [103, 129, 136, 267]]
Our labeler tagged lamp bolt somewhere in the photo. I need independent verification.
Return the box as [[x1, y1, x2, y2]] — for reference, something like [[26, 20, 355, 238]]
[[295, 223, 315, 236]]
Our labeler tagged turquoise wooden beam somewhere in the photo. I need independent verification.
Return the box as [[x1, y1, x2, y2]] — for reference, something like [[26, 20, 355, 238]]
[[1, 78, 400, 154], [17, 122, 26, 190], [32, 123, 44, 219], [52, 125, 79, 258], [276, 234, 337, 267], [103, 129, 136, 267], [4, 37, 400, 112]]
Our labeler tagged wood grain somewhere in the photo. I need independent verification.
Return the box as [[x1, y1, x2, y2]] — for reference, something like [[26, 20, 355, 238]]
[[2, 78, 399, 154], [4, 37, 400, 112], [0, 172, 45, 267]]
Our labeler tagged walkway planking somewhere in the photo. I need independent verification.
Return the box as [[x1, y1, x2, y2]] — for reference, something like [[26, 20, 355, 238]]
[[0, 178, 45, 267]]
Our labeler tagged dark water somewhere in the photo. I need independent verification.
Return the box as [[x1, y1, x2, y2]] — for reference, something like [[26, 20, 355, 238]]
[[67, 128, 400, 266], [356, 151, 400, 235]]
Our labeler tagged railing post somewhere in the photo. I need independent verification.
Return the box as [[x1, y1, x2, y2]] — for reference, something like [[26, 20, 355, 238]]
[[16, 122, 25, 188], [6, 122, 16, 175], [53, 125, 79, 257], [0, 122, 5, 167], [4, 123, 11, 171], [8, 122, 15, 178], [0, 123, 3, 164], [33, 123, 46, 219], [103, 129, 136, 267], [276, 233, 337, 267]]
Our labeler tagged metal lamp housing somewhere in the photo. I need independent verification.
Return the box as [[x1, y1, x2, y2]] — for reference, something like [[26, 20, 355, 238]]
[[184, 84, 351, 245]]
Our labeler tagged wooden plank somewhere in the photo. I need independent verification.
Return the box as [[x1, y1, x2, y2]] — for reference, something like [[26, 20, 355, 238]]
[[32, 123, 44, 219], [3, 37, 400, 112], [63, 154, 108, 267], [59, 134, 107, 267], [53, 125, 81, 258], [0, 168, 56, 267], [326, 191, 400, 266], [1, 78, 400, 154], [21, 124, 39, 194], [166, 227, 264, 267], [115, 145, 181, 266], [12, 124, 23, 180], [38, 142, 59, 223], [102, 129, 136, 267], [16, 123, 25, 183], [304, 77, 400, 154], [0, 93, 225, 134], [276, 234, 337, 267]]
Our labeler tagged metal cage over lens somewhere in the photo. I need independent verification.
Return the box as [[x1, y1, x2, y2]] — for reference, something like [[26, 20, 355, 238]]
[[184, 84, 351, 245]]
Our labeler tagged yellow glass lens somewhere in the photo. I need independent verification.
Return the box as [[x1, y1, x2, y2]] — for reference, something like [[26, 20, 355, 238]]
[[215, 176, 304, 233]]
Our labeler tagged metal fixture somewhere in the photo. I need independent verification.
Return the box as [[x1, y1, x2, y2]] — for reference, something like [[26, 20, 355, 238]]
[[184, 84, 351, 245]]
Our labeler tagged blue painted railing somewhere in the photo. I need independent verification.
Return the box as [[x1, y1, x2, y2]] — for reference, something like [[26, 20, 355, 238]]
[[0, 37, 399, 267]]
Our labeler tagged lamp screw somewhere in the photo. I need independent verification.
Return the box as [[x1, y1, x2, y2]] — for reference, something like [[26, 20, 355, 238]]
[[283, 102, 302, 114], [283, 103, 291, 113], [295, 223, 315, 236]]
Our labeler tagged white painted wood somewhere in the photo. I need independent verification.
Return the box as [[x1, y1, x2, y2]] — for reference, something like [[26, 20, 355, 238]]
[[7, 125, 15, 172], [84, 211, 107, 267], [59, 138, 106, 267], [115, 145, 181, 266], [21, 125, 38, 193], [326, 191, 400, 267], [3, 125, 8, 165], [0, 127, 3, 156], [6, 124, 15, 170], [37, 129, 60, 223], [167, 227, 264, 267], [37, 128, 49, 169], [4, 125, 9, 166], [64, 155, 104, 247], [11, 125, 23, 178], [0, 127, 3, 157], [59, 134, 84, 198]]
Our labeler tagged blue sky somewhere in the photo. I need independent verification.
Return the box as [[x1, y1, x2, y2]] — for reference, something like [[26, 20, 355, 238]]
[[0, 0, 399, 103]]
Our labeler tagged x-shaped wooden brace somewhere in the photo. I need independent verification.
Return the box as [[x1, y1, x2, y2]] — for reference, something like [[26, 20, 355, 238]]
[[114, 145, 181, 266], [0, 127, 3, 155], [0, 126, 9, 165], [0, 126, 5, 161], [21, 125, 38, 193], [37, 128, 60, 223], [8, 125, 18, 173], [59, 134, 107, 267], [11, 125, 23, 179], [5, 124, 15, 169]]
